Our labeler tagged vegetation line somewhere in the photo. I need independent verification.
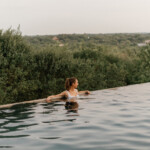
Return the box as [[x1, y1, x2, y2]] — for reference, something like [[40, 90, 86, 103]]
[[1, 28, 150, 105]]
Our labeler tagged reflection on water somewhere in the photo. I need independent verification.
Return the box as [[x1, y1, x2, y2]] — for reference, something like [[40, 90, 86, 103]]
[[65, 100, 79, 113], [1, 83, 150, 149]]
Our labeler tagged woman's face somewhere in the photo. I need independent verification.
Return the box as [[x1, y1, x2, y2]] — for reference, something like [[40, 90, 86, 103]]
[[73, 79, 79, 88]]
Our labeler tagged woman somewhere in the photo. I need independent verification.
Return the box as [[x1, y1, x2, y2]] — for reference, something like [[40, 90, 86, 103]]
[[46, 77, 90, 102]]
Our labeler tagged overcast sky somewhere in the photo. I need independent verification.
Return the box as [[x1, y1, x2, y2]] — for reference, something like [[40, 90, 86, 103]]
[[0, 0, 150, 35]]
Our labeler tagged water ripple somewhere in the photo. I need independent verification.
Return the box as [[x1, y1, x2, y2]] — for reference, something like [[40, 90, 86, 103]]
[[1, 83, 150, 149]]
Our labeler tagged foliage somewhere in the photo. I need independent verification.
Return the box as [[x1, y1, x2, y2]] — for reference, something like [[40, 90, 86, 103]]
[[1, 29, 150, 104]]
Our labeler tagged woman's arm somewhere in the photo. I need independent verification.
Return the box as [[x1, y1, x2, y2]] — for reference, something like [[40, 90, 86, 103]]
[[78, 90, 90, 95], [46, 91, 68, 102]]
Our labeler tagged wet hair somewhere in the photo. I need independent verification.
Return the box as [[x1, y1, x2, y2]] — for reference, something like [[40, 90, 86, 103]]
[[65, 77, 77, 91]]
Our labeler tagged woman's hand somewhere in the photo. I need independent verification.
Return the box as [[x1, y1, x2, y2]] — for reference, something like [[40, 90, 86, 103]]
[[85, 90, 90, 94], [46, 96, 52, 103]]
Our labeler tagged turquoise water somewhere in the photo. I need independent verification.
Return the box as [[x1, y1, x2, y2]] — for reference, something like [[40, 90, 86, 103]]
[[1, 83, 150, 150]]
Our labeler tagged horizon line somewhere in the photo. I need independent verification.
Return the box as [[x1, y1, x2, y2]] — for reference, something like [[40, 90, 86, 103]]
[[23, 32, 150, 36]]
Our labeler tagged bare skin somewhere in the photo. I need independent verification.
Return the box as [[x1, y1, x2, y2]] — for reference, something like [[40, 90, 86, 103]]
[[46, 79, 90, 102]]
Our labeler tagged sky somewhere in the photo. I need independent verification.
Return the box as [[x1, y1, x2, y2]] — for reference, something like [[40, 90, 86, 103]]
[[0, 0, 150, 35]]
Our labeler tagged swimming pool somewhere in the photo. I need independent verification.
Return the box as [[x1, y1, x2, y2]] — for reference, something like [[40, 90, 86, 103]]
[[1, 83, 150, 150]]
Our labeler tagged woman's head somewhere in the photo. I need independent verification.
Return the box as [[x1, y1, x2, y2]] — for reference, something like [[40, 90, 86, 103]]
[[65, 77, 78, 91]]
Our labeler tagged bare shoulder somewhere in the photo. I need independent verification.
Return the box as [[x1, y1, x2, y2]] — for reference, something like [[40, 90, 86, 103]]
[[60, 91, 68, 97]]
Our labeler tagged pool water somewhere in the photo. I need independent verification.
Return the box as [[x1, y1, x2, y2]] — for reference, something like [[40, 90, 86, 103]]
[[1, 83, 150, 150]]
